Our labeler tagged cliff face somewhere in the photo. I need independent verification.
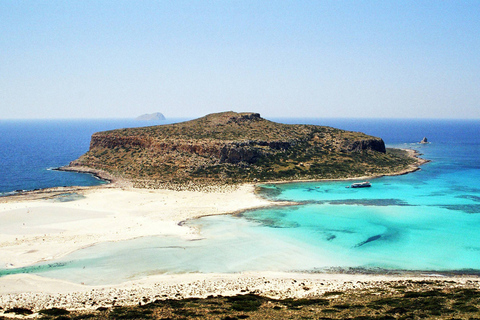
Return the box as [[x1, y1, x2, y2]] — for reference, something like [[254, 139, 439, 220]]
[[338, 138, 386, 153], [89, 136, 298, 165], [70, 111, 413, 187]]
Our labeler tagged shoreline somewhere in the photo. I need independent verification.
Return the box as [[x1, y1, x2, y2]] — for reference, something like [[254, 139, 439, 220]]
[[2, 147, 427, 199], [55, 165, 128, 188], [0, 148, 436, 312], [253, 148, 429, 187]]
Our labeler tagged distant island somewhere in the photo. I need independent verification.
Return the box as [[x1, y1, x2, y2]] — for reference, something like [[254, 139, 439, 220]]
[[135, 112, 166, 121], [67, 111, 423, 189]]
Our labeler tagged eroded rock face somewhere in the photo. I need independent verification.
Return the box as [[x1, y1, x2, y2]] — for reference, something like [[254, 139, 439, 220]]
[[90, 135, 153, 149], [220, 144, 261, 164], [88, 134, 385, 166], [226, 112, 261, 124], [338, 138, 386, 153]]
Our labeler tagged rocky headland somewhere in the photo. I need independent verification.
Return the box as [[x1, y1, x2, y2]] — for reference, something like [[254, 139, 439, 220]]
[[66, 111, 421, 189]]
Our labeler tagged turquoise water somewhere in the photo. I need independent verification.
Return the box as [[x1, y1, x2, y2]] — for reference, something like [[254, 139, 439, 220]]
[[1, 119, 480, 284]]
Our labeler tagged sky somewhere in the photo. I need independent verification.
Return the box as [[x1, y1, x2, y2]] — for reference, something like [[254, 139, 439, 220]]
[[1, 1, 479, 119]]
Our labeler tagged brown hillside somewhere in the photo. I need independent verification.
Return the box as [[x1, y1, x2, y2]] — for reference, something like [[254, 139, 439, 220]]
[[68, 112, 418, 188]]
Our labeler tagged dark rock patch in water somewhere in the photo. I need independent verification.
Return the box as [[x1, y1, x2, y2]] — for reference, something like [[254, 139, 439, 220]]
[[440, 204, 480, 214], [326, 234, 336, 241], [355, 234, 382, 248], [326, 228, 356, 234], [424, 191, 448, 197], [256, 218, 300, 229], [453, 186, 480, 194], [255, 185, 282, 199], [456, 195, 480, 203], [328, 199, 410, 206], [241, 210, 290, 221], [304, 187, 333, 194], [354, 229, 400, 248]]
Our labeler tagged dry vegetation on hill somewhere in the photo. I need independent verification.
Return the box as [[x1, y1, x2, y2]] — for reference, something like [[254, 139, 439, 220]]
[[68, 112, 419, 188]]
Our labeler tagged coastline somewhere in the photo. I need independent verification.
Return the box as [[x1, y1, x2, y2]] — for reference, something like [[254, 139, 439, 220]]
[[55, 165, 130, 188], [0, 148, 436, 313], [61, 147, 428, 191], [1, 147, 426, 203], [254, 148, 429, 187]]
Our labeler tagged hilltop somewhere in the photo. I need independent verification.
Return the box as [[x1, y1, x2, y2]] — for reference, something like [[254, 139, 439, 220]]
[[67, 112, 420, 188]]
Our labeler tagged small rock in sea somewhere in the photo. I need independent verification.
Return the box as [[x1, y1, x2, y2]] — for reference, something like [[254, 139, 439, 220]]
[[420, 137, 428, 144]]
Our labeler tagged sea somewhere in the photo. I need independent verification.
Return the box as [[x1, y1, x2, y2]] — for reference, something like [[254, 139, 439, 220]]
[[0, 119, 182, 195], [1, 118, 480, 285]]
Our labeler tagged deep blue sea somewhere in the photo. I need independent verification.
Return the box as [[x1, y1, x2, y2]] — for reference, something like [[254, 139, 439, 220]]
[[1, 118, 480, 284], [0, 118, 182, 195]]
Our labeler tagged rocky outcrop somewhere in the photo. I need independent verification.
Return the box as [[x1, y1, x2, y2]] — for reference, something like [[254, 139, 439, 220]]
[[226, 112, 261, 124], [89, 135, 294, 165], [420, 137, 428, 144], [338, 138, 386, 153], [219, 144, 262, 164], [89, 133, 385, 165]]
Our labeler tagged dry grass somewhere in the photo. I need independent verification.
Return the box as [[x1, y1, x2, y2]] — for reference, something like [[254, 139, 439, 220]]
[[10, 280, 480, 320]]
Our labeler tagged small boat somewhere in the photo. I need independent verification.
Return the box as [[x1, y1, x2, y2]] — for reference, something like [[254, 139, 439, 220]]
[[347, 181, 371, 188]]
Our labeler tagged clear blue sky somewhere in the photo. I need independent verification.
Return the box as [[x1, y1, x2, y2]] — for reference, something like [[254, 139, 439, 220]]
[[1, 1, 479, 119]]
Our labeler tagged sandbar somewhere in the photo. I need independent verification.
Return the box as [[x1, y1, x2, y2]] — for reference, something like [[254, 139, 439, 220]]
[[0, 184, 274, 270]]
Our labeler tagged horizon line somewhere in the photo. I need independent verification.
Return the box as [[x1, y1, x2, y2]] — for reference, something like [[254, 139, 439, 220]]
[[1, 116, 480, 121]]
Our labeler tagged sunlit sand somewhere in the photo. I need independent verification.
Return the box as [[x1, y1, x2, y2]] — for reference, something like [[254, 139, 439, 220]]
[[1, 185, 479, 312]]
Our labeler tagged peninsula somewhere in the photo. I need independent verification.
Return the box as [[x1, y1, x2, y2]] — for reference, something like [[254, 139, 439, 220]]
[[0, 112, 436, 317], [66, 111, 421, 189]]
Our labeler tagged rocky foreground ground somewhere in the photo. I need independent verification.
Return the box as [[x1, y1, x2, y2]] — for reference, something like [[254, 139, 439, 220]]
[[2, 276, 480, 319]]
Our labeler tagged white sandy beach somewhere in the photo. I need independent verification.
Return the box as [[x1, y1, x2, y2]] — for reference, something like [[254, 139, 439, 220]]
[[0, 185, 274, 270], [1, 184, 479, 314]]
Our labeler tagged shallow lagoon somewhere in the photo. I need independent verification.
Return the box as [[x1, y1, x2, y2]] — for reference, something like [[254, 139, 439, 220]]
[[1, 120, 480, 285], [4, 146, 480, 285]]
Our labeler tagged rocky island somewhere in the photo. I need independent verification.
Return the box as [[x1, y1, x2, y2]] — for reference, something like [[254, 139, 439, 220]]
[[67, 111, 421, 189], [135, 112, 166, 121]]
